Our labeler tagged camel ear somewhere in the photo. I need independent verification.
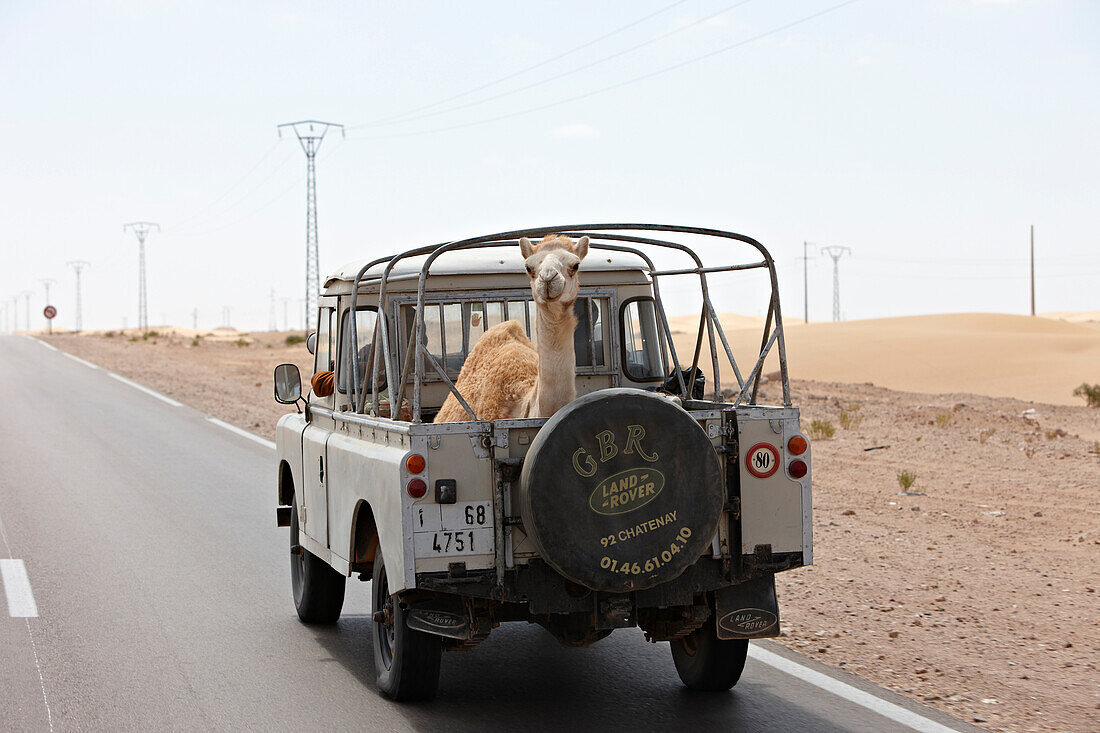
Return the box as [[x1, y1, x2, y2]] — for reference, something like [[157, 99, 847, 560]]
[[519, 237, 535, 259], [574, 236, 589, 260]]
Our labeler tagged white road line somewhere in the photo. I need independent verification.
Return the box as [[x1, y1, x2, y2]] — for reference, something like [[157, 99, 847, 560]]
[[749, 645, 963, 733], [30, 337, 58, 351], [106, 373, 183, 407], [206, 417, 276, 450], [1, 559, 39, 617], [0, 503, 54, 730], [61, 352, 99, 369]]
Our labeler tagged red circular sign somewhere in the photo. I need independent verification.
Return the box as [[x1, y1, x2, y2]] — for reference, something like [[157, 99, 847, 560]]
[[43, 305, 57, 319], [745, 442, 780, 478]]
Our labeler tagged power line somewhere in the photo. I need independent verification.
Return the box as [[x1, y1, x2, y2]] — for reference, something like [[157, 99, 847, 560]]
[[347, 0, 861, 141], [123, 222, 160, 333], [351, 0, 756, 131], [350, 0, 693, 130], [278, 120, 343, 330], [167, 140, 284, 230], [67, 260, 91, 332]]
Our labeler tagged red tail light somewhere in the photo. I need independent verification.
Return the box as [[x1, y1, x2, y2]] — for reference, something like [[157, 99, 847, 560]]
[[789, 459, 808, 479], [407, 478, 427, 498]]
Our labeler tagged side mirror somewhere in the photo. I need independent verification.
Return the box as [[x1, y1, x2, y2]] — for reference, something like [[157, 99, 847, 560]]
[[306, 332, 317, 355], [274, 363, 302, 404]]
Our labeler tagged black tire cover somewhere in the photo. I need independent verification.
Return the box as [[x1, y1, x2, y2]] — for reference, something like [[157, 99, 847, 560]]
[[518, 388, 724, 592]]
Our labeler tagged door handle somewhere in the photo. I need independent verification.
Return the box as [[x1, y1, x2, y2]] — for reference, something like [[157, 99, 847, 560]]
[[318, 455, 325, 483]]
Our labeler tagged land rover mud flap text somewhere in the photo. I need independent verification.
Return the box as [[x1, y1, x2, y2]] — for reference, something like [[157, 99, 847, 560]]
[[518, 389, 725, 593], [713, 575, 780, 639]]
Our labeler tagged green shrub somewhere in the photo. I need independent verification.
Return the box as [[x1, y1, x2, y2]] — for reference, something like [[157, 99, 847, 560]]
[[897, 470, 917, 492], [839, 404, 863, 430], [1073, 383, 1100, 407], [235, 338, 249, 347], [285, 334, 306, 346], [934, 411, 952, 427], [808, 419, 835, 440], [979, 428, 996, 444]]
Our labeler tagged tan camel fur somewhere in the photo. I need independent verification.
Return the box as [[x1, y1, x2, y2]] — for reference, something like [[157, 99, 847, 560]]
[[434, 234, 589, 422]]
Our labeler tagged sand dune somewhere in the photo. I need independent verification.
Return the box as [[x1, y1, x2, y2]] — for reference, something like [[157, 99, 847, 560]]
[[670, 312, 1100, 406]]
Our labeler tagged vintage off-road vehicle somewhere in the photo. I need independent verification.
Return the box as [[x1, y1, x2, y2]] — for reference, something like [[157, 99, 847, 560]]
[[273, 224, 811, 700]]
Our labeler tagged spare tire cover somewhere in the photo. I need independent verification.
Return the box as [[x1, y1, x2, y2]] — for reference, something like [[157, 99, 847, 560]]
[[518, 388, 724, 592]]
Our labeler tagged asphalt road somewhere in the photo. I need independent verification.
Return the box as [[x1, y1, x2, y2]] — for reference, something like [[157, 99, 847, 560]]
[[0, 334, 980, 733]]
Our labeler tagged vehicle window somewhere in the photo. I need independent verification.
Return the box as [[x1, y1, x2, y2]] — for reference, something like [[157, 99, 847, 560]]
[[314, 307, 334, 375], [620, 297, 665, 381], [401, 295, 610, 379], [337, 307, 379, 394], [573, 297, 606, 368]]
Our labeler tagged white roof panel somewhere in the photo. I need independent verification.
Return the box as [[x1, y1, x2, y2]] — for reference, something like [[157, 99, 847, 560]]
[[327, 247, 650, 285]]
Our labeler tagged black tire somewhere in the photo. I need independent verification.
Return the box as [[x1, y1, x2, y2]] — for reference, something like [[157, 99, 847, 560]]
[[290, 496, 346, 624], [671, 617, 749, 691], [372, 549, 442, 701]]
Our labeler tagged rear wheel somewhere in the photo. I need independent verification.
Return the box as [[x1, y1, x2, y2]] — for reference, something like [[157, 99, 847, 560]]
[[290, 496, 346, 624], [372, 549, 442, 701], [671, 617, 749, 691]]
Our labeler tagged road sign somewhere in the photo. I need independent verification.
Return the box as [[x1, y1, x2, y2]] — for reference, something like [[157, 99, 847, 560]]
[[43, 305, 57, 319]]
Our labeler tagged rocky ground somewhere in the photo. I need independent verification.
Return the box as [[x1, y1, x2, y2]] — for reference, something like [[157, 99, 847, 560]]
[[37, 329, 1100, 732]]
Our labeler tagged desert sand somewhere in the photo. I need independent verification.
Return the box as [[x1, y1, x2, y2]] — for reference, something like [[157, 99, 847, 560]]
[[30, 312, 1100, 732], [668, 312, 1100, 409]]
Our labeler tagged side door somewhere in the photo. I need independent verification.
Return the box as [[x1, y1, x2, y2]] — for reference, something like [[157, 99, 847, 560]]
[[302, 302, 336, 548]]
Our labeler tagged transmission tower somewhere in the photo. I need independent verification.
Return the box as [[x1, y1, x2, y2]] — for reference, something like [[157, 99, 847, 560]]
[[268, 288, 278, 331], [22, 291, 33, 331], [820, 246, 851, 322], [222, 306, 231, 328], [40, 278, 56, 333], [277, 120, 343, 329], [67, 260, 90, 332], [192, 308, 199, 330], [123, 221, 160, 332], [9, 297, 17, 332]]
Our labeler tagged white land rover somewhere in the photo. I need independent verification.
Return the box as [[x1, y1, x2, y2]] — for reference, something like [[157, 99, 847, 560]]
[[273, 224, 811, 701]]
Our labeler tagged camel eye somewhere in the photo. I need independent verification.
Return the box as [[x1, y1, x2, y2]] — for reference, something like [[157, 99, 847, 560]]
[[525, 265, 533, 276], [570, 263, 580, 273]]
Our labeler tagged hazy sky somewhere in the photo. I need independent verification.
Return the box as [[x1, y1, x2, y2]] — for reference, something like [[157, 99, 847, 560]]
[[1, 0, 1096, 332]]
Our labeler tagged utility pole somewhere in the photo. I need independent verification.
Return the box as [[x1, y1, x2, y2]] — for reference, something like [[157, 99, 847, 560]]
[[820, 246, 851, 322], [280, 297, 290, 331], [222, 306, 231, 328], [1029, 225, 1035, 316], [123, 221, 160, 333], [797, 242, 816, 323], [277, 120, 343, 329], [269, 288, 278, 332], [11, 296, 19, 333], [192, 308, 199, 330], [67, 260, 90, 332], [40, 278, 56, 334]]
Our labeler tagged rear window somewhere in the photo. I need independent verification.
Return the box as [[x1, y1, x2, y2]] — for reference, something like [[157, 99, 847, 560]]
[[620, 297, 665, 381]]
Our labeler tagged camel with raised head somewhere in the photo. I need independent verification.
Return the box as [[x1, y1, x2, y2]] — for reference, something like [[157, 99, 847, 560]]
[[434, 234, 589, 422]]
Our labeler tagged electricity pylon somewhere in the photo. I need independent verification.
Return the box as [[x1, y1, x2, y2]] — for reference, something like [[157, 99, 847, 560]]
[[67, 260, 90, 332], [22, 291, 33, 331], [277, 120, 343, 329], [123, 221, 160, 332], [820, 246, 851, 322]]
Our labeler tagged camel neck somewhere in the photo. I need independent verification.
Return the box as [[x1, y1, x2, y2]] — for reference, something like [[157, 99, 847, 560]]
[[532, 304, 577, 415]]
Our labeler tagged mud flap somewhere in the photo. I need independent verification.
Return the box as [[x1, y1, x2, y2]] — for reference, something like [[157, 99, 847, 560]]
[[713, 574, 780, 640]]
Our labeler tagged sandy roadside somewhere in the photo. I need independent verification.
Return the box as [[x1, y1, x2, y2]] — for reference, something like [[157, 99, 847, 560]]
[[32, 329, 1100, 732]]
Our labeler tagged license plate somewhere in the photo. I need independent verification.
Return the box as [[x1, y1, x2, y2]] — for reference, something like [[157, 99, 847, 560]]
[[414, 528, 495, 557]]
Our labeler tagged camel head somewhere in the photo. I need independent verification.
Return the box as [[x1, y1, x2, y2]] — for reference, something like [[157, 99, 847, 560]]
[[519, 234, 589, 308]]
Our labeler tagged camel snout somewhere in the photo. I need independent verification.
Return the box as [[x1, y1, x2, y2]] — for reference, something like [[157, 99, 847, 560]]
[[536, 274, 565, 301]]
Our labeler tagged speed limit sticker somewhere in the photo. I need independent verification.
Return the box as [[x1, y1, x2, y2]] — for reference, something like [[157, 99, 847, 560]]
[[745, 442, 780, 478]]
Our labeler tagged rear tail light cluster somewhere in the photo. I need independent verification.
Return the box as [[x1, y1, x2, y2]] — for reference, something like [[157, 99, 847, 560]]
[[406, 453, 427, 498], [787, 435, 808, 479]]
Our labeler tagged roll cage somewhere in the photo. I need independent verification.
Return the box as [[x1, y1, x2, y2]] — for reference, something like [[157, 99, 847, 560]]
[[346, 224, 791, 423]]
